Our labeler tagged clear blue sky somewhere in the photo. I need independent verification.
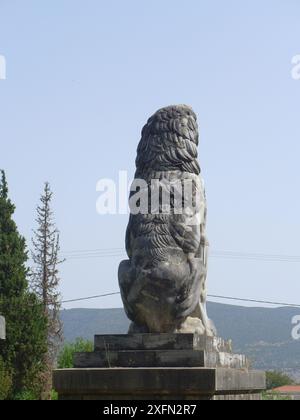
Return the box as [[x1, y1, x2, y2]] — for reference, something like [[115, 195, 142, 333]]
[[0, 0, 299, 309]]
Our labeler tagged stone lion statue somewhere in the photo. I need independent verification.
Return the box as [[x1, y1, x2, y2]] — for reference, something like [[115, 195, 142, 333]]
[[119, 105, 215, 336]]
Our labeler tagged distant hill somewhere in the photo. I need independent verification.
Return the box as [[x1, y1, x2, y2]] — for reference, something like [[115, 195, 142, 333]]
[[60, 303, 300, 380]]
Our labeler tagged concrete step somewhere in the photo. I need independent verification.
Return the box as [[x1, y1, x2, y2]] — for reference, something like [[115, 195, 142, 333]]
[[53, 367, 266, 400], [94, 333, 232, 353], [74, 349, 248, 369]]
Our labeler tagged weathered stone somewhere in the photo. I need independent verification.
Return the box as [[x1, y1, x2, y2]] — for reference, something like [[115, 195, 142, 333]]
[[53, 367, 266, 400], [119, 105, 215, 336], [206, 352, 249, 369], [0, 316, 5, 340], [74, 349, 248, 369], [74, 349, 205, 368], [94, 333, 232, 353]]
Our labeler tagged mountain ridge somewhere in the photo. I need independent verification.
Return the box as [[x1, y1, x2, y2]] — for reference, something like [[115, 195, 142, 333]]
[[60, 302, 300, 379]]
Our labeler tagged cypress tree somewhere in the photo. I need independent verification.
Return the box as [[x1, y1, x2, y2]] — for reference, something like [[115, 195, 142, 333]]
[[0, 170, 27, 297], [0, 170, 47, 398], [31, 182, 64, 398]]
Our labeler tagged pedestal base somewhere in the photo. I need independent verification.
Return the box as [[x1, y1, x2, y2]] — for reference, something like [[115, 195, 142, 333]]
[[53, 334, 266, 400], [53, 367, 265, 400]]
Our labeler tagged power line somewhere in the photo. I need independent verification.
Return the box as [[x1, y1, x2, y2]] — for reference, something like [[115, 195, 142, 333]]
[[60, 248, 300, 306], [64, 248, 124, 255], [61, 291, 300, 308], [62, 247, 300, 263], [208, 295, 300, 308], [62, 292, 120, 304]]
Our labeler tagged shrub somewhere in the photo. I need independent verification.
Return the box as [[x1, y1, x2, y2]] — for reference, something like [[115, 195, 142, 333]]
[[13, 389, 37, 400], [266, 371, 294, 390], [51, 389, 58, 400], [262, 391, 291, 401], [57, 338, 93, 369], [0, 356, 12, 400]]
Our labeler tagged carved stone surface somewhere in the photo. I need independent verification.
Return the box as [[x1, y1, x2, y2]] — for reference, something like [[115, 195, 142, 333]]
[[119, 105, 215, 335]]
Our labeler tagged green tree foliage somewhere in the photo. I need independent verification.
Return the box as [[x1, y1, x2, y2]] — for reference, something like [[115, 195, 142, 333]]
[[266, 371, 294, 390], [0, 171, 27, 297], [0, 356, 12, 400], [262, 391, 291, 401], [57, 338, 93, 369], [0, 170, 47, 399]]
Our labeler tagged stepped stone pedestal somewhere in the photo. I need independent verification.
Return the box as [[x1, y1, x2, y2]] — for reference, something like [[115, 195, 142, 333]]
[[53, 334, 266, 400]]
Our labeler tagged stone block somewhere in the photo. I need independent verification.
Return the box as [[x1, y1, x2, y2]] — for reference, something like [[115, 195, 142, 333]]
[[74, 349, 206, 368], [53, 367, 266, 400], [94, 333, 232, 352], [74, 349, 248, 369]]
